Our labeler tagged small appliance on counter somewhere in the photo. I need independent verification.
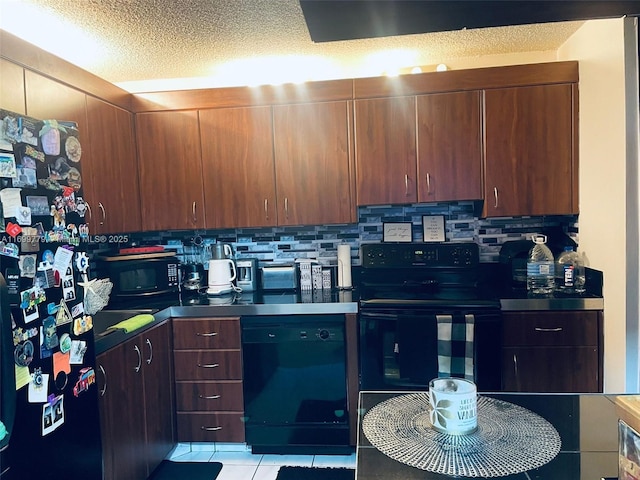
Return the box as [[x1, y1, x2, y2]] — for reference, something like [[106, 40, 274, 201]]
[[260, 263, 298, 291], [236, 258, 258, 292], [96, 248, 180, 302], [207, 258, 237, 295], [181, 263, 205, 291]]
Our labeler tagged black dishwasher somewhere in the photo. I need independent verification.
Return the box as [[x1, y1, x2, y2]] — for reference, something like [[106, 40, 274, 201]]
[[241, 315, 350, 454]]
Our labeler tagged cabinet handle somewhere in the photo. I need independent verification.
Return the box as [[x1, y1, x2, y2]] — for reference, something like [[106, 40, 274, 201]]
[[200, 426, 222, 431], [493, 187, 499, 208], [192, 201, 197, 224], [98, 202, 106, 226], [198, 394, 221, 400], [284, 197, 289, 220], [196, 332, 218, 337], [85, 202, 92, 220], [134, 345, 142, 373], [513, 353, 520, 390], [197, 363, 220, 368], [99, 364, 107, 397], [534, 327, 563, 333], [405, 174, 409, 196], [264, 199, 269, 220], [145, 338, 153, 365], [426, 173, 431, 194]]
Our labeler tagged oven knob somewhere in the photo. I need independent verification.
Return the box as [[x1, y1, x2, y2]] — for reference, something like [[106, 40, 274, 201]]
[[318, 329, 331, 340]]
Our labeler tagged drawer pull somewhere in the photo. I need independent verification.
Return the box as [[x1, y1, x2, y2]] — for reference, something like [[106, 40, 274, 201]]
[[196, 332, 218, 337], [201, 426, 223, 431], [199, 394, 221, 400], [197, 363, 220, 368], [534, 327, 563, 333]]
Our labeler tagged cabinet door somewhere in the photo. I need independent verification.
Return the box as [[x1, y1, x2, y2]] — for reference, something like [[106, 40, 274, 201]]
[[501, 311, 602, 393], [85, 96, 141, 233], [502, 346, 599, 392], [25, 71, 89, 138], [416, 91, 482, 202], [200, 106, 276, 228], [273, 101, 353, 225], [136, 111, 205, 230], [355, 96, 417, 206], [484, 84, 575, 217], [142, 322, 175, 474], [97, 340, 147, 480], [0, 59, 25, 114]]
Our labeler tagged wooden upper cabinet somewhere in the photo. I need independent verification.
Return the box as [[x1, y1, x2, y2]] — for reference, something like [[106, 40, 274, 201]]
[[483, 84, 576, 217], [85, 96, 141, 233], [416, 91, 483, 202], [355, 96, 417, 206], [273, 101, 353, 226], [200, 106, 277, 228], [25, 71, 88, 133], [136, 110, 205, 231], [0, 59, 26, 114]]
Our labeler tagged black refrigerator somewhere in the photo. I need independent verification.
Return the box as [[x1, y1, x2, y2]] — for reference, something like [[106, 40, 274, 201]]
[[0, 109, 102, 479]]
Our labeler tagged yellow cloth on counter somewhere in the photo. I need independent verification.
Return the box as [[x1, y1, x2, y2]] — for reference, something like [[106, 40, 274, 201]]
[[107, 314, 155, 334]]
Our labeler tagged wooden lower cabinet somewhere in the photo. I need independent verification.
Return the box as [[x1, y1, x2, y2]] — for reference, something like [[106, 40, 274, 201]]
[[501, 310, 603, 393], [172, 317, 245, 443], [97, 321, 175, 480]]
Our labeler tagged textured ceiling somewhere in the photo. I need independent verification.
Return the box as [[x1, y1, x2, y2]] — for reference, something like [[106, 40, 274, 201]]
[[2, 0, 587, 92]]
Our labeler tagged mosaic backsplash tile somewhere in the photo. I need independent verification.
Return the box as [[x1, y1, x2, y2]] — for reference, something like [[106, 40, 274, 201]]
[[120, 201, 578, 266]]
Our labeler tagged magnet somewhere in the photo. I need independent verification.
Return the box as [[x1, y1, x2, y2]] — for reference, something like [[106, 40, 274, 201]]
[[75, 198, 87, 218], [24, 145, 45, 162], [32, 367, 43, 387], [0, 242, 19, 258], [73, 315, 92, 335], [43, 316, 59, 350], [55, 371, 68, 391], [14, 340, 34, 367], [55, 300, 72, 326], [5, 222, 21, 237], [65, 136, 81, 163], [42, 250, 55, 264], [18, 254, 37, 278], [38, 178, 62, 191], [72, 367, 95, 397], [59, 333, 71, 354], [75, 252, 89, 273]]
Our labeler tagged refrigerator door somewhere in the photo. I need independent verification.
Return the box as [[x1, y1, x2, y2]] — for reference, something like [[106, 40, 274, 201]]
[[0, 110, 102, 479], [0, 274, 16, 478]]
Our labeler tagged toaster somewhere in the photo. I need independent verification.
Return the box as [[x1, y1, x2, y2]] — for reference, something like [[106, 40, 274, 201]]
[[260, 263, 298, 291]]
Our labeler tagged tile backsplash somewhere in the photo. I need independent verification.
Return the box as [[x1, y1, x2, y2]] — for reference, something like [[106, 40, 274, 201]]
[[121, 201, 578, 267]]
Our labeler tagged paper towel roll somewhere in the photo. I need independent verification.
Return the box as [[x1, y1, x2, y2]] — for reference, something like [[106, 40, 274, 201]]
[[337, 244, 352, 289]]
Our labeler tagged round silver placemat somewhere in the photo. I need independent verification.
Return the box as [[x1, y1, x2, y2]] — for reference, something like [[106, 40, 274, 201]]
[[362, 393, 561, 477]]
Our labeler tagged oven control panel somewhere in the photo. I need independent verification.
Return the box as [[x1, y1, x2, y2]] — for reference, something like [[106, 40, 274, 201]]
[[361, 242, 479, 268]]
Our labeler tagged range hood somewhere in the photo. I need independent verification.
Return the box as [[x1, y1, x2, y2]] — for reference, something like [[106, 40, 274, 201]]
[[300, 0, 640, 42]]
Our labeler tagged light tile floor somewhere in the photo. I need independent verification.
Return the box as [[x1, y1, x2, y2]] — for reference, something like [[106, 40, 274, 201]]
[[167, 443, 357, 480]]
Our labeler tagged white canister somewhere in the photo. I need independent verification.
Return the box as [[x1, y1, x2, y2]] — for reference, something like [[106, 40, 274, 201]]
[[429, 378, 478, 435]]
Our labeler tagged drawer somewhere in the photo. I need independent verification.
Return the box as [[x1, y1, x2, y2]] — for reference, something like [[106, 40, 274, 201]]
[[175, 381, 244, 411], [173, 317, 241, 350], [502, 311, 599, 347], [174, 350, 242, 381], [177, 412, 246, 442]]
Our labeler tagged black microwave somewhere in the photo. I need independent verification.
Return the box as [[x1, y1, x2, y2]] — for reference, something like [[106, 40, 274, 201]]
[[97, 253, 180, 301]]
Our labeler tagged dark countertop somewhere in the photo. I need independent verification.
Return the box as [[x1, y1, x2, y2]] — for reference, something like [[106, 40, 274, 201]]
[[93, 264, 604, 355], [356, 391, 623, 479], [93, 288, 358, 354]]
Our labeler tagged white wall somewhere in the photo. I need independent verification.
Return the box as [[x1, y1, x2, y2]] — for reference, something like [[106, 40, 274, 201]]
[[558, 18, 629, 393]]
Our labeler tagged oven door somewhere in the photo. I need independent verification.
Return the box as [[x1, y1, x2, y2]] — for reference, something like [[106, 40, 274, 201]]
[[359, 307, 503, 392]]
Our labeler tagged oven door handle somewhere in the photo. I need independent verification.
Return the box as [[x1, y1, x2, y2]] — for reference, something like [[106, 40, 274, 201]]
[[359, 311, 401, 320]]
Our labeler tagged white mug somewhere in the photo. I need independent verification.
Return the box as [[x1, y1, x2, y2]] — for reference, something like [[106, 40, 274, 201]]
[[429, 378, 478, 435]]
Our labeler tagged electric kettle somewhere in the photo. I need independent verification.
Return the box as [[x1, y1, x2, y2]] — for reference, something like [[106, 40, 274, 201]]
[[207, 259, 236, 295]]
